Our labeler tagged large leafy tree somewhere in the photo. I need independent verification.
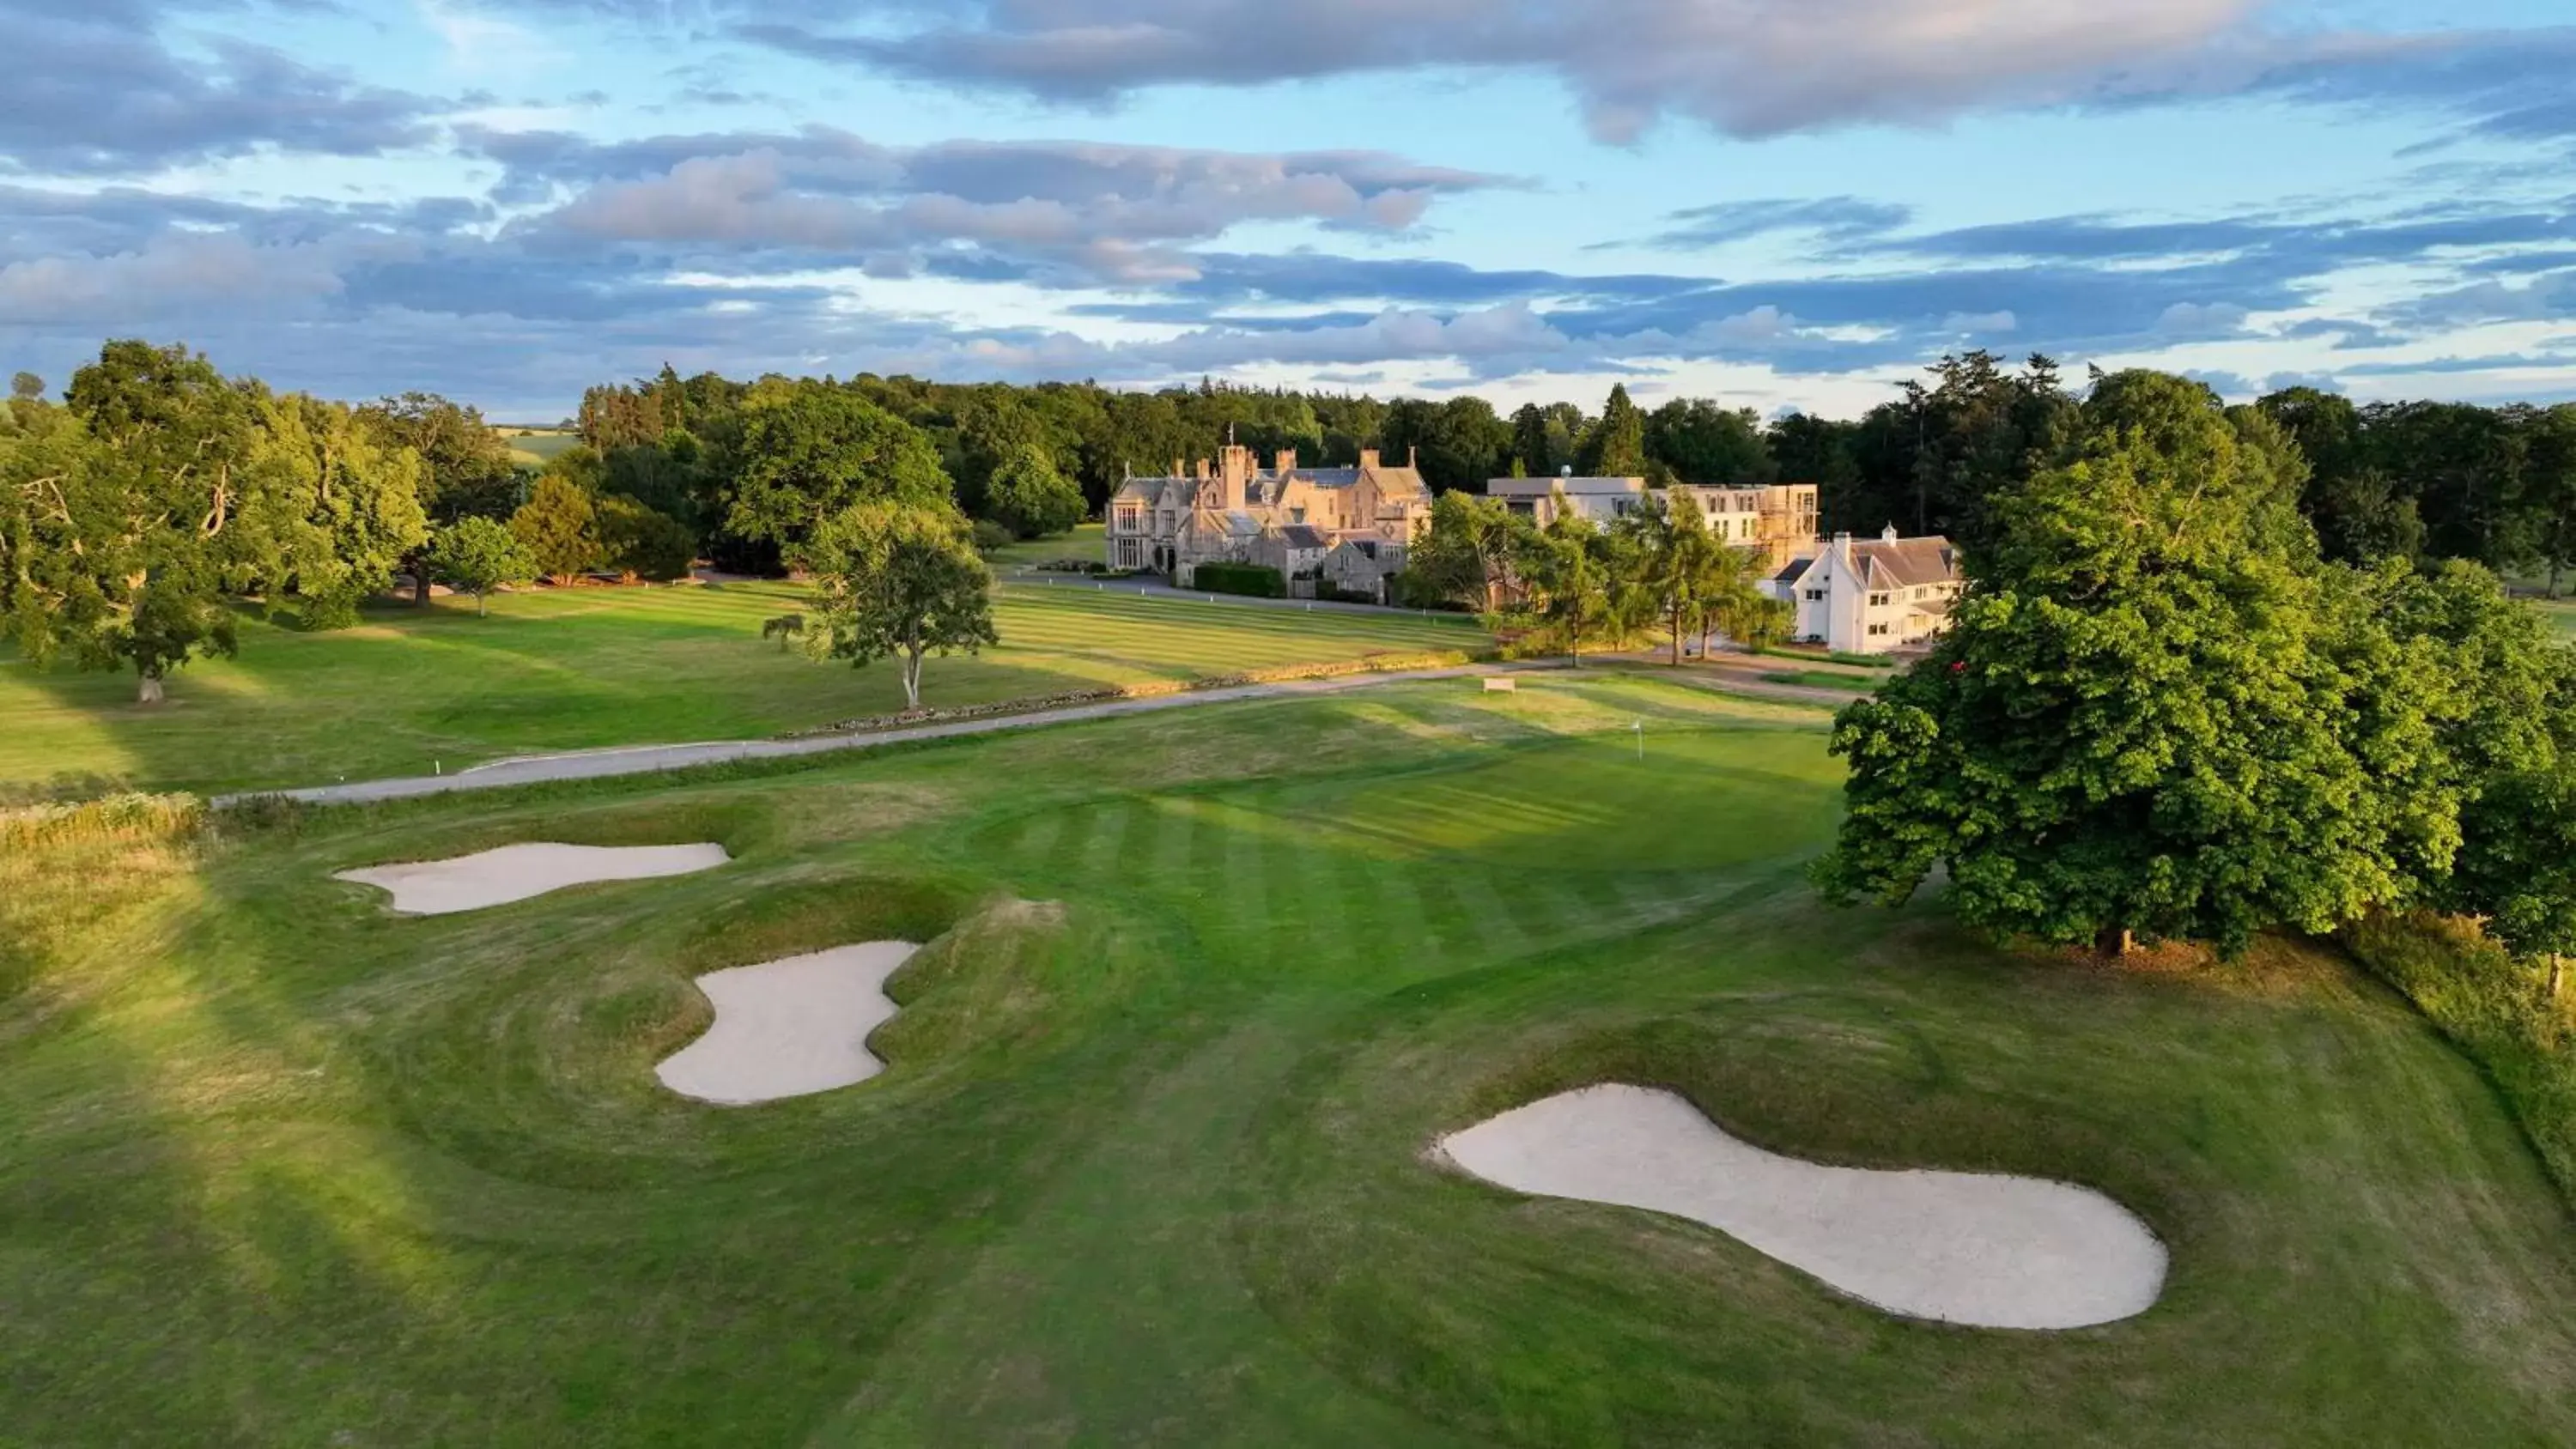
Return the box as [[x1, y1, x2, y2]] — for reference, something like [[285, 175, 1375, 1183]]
[[1406, 491, 1537, 613], [1621, 492, 1755, 664], [253, 392, 429, 628], [1814, 371, 2458, 955], [983, 443, 1086, 539], [595, 495, 696, 582], [357, 391, 523, 603], [6, 341, 279, 702], [799, 502, 997, 711], [1528, 511, 1609, 664], [727, 383, 952, 551], [425, 517, 534, 615], [510, 474, 602, 585]]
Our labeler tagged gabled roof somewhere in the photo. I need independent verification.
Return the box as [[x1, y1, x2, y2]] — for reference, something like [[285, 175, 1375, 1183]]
[[1279, 524, 1328, 549], [1772, 556, 1814, 586], [1847, 536, 1959, 589]]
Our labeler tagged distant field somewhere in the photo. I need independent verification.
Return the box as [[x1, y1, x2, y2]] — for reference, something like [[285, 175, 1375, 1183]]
[[495, 427, 584, 466], [0, 579, 1490, 797]]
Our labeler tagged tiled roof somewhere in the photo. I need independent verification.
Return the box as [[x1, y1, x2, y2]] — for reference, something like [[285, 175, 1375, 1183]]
[[1772, 556, 1814, 585], [1279, 524, 1328, 549]]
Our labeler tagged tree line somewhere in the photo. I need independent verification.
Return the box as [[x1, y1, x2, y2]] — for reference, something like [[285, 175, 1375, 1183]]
[[0, 342, 999, 706]]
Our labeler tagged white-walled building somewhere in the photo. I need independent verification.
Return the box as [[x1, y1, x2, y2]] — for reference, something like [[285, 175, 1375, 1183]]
[[1767, 527, 1964, 655]]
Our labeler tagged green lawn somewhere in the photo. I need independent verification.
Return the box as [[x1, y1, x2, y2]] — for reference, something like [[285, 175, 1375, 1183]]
[[1759, 669, 1874, 692], [982, 521, 1106, 571], [3, 675, 2573, 1445], [0, 579, 1488, 797]]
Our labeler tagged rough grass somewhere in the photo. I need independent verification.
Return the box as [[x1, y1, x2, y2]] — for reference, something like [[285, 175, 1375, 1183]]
[[0, 579, 1490, 797], [2342, 911, 2576, 1199], [3, 676, 2573, 1446]]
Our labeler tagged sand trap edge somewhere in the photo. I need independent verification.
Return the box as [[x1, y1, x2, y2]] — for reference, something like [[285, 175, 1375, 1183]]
[[332, 841, 732, 914]]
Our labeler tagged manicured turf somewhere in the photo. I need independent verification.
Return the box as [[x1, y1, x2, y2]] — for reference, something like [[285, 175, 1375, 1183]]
[[0, 579, 1489, 797], [3, 675, 2573, 1446], [1759, 669, 1874, 692]]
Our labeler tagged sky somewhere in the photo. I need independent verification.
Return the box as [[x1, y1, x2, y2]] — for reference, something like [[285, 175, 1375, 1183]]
[[1, 0, 2572, 421]]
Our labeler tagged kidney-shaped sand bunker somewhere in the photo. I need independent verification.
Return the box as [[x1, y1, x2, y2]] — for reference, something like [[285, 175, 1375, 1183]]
[[1438, 1084, 2166, 1330], [654, 942, 921, 1106], [335, 842, 730, 914]]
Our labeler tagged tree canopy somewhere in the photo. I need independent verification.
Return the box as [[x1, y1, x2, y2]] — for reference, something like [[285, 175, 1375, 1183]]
[[426, 517, 534, 615], [798, 502, 997, 711], [726, 382, 952, 551], [1813, 370, 2568, 957]]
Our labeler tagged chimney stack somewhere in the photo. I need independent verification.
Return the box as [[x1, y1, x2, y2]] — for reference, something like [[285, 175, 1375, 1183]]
[[1274, 448, 1297, 475], [1358, 447, 1380, 470]]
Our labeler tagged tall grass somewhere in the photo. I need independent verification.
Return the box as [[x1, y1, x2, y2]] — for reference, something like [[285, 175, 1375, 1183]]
[[2342, 911, 2576, 1202], [0, 792, 203, 851]]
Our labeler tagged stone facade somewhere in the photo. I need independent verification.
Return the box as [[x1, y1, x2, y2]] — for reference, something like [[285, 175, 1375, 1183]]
[[1106, 445, 1434, 590]]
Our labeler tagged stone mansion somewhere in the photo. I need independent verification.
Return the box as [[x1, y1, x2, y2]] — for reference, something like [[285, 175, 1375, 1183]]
[[1107, 446, 1436, 601]]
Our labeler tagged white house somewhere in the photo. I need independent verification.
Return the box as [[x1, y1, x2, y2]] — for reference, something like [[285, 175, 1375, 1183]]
[[1767, 527, 1963, 655]]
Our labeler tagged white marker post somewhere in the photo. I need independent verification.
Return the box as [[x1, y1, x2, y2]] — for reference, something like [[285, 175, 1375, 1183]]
[[1634, 719, 1643, 761]]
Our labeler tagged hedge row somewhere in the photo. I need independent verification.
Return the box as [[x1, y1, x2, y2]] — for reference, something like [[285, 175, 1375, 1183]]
[[1190, 562, 1287, 598]]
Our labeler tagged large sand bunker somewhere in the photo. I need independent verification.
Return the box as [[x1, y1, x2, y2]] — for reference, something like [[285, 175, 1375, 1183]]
[[1438, 1084, 2166, 1330], [334, 842, 730, 914], [654, 942, 920, 1105]]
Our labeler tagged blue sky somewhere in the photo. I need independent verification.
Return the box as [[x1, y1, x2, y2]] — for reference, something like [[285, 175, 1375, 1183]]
[[2, 0, 2572, 419]]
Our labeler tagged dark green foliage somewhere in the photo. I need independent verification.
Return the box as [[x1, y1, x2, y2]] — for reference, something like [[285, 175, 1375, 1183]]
[[982, 443, 1086, 539], [725, 381, 952, 552], [509, 474, 601, 584], [1816, 371, 2453, 953], [1577, 383, 1647, 477], [1381, 395, 1510, 493], [594, 496, 696, 582], [1836, 350, 2074, 544], [1645, 397, 1776, 484], [1190, 561, 1287, 598]]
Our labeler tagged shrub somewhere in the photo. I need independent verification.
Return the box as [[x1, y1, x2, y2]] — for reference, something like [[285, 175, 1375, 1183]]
[[970, 518, 1015, 554], [1191, 562, 1287, 598]]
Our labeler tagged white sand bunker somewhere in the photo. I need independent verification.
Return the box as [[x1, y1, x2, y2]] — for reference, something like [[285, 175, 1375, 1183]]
[[654, 942, 920, 1105], [334, 842, 729, 915], [1438, 1085, 2166, 1330]]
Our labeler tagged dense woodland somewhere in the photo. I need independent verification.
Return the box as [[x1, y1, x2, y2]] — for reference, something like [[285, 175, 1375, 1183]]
[[6, 337, 2576, 706]]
